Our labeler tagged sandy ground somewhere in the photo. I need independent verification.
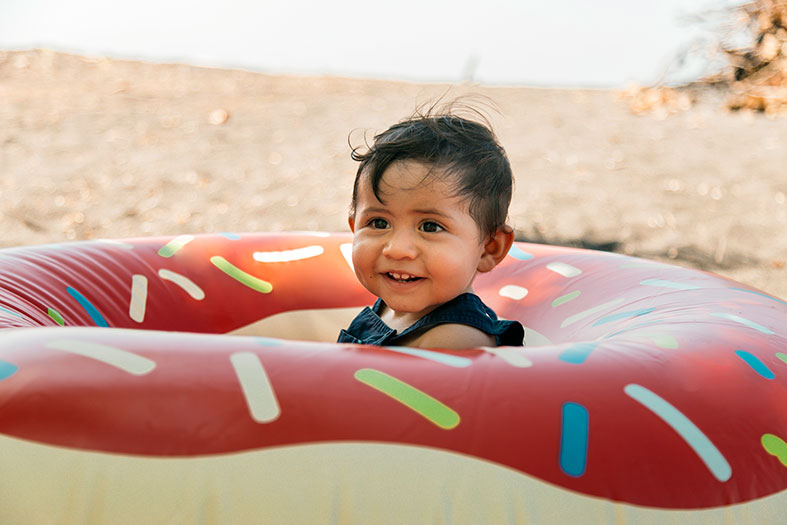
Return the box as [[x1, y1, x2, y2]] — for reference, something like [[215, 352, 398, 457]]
[[2, 49, 786, 298]]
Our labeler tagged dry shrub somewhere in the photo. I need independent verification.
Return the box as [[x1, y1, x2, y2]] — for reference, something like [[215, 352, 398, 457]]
[[623, 0, 787, 116]]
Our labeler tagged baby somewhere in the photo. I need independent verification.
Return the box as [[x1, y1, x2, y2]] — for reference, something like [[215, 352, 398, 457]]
[[338, 105, 524, 349]]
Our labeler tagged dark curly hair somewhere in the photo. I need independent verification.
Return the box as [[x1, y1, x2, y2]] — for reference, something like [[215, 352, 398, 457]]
[[349, 101, 513, 239]]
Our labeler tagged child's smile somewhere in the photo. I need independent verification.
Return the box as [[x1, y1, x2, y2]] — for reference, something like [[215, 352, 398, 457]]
[[350, 160, 489, 329]]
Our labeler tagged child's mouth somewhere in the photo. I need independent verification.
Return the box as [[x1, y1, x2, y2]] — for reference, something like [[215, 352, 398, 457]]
[[386, 272, 422, 283]]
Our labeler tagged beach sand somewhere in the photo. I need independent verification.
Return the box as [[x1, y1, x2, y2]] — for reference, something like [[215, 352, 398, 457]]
[[2, 49, 786, 298]]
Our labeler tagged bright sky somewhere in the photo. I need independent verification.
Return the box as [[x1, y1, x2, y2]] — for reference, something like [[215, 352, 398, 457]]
[[0, 0, 733, 87]]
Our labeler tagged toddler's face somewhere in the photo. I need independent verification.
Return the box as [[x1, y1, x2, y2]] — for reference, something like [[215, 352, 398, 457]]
[[350, 161, 487, 322]]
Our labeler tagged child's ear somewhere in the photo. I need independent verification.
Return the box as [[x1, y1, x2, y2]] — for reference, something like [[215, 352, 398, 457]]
[[348, 216, 355, 232], [477, 225, 515, 273]]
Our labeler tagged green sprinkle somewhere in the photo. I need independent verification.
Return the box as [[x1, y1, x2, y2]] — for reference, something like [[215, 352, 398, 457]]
[[354, 368, 460, 430], [552, 290, 580, 307], [776, 353, 787, 365], [210, 256, 273, 293], [157, 235, 195, 258], [762, 433, 787, 468], [647, 334, 678, 349], [47, 308, 65, 326]]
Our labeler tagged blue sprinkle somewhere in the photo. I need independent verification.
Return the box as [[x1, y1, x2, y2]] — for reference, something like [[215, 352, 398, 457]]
[[0, 360, 18, 380], [219, 232, 241, 240], [593, 307, 656, 326], [253, 337, 283, 347], [508, 245, 534, 260], [0, 305, 22, 318], [66, 287, 108, 327], [735, 350, 775, 379], [730, 288, 787, 306], [559, 342, 598, 364], [560, 402, 589, 477]]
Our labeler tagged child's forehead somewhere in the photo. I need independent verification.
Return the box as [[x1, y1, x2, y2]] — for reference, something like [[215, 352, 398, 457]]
[[374, 160, 461, 192], [358, 163, 474, 215]]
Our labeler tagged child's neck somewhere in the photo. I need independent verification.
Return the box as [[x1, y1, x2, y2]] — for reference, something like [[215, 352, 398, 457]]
[[378, 291, 475, 333], [378, 305, 423, 333]]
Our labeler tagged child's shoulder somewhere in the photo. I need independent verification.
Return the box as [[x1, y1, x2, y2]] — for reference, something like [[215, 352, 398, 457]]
[[407, 323, 496, 350]]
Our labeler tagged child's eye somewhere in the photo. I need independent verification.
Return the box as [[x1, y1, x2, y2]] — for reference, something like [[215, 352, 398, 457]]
[[369, 218, 389, 229], [420, 221, 444, 233]]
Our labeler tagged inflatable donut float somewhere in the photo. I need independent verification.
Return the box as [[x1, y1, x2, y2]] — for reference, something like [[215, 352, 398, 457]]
[[1, 232, 787, 523]]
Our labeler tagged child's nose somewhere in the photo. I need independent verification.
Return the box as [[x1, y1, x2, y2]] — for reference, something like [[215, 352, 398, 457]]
[[382, 230, 418, 259]]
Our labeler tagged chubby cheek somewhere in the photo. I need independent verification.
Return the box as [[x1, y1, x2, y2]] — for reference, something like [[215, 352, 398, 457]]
[[431, 252, 481, 287], [351, 240, 375, 284]]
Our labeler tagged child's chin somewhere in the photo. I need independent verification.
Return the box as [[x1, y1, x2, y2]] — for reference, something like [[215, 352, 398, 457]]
[[383, 299, 435, 318]]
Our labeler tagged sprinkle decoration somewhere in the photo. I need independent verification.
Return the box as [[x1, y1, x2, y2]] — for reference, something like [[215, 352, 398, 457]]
[[593, 307, 656, 326], [129, 275, 148, 323], [354, 368, 460, 430], [0, 360, 18, 380], [560, 402, 589, 477], [339, 243, 354, 271], [481, 346, 533, 368], [730, 287, 787, 306], [646, 334, 679, 349], [507, 245, 534, 260], [157, 235, 195, 258], [712, 313, 775, 335], [640, 279, 700, 291], [158, 269, 205, 300], [47, 307, 65, 326], [499, 284, 528, 300], [552, 290, 580, 307], [547, 262, 582, 278], [624, 384, 732, 482], [45, 339, 156, 376], [762, 434, 787, 468], [210, 256, 273, 293], [561, 298, 625, 328], [559, 342, 598, 364], [0, 305, 22, 318], [66, 286, 108, 327], [96, 239, 135, 249], [735, 350, 775, 379], [383, 347, 472, 368], [230, 352, 281, 423], [253, 245, 324, 263]]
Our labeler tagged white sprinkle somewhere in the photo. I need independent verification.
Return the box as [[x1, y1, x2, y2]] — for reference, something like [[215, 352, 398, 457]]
[[561, 298, 625, 328], [340, 243, 354, 272], [499, 284, 528, 300], [640, 278, 700, 290], [624, 384, 732, 482], [481, 347, 533, 367], [96, 239, 135, 249], [253, 245, 324, 263], [523, 326, 552, 346], [230, 352, 281, 423], [546, 262, 582, 278], [129, 274, 148, 323], [383, 347, 472, 367], [158, 269, 205, 300], [45, 339, 156, 375]]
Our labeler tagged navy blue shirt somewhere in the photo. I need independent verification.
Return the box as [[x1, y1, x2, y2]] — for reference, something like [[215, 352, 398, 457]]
[[337, 293, 524, 347]]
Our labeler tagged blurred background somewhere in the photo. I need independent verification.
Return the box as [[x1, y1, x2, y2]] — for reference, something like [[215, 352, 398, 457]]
[[1, 0, 718, 86], [1, 0, 786, 297]]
